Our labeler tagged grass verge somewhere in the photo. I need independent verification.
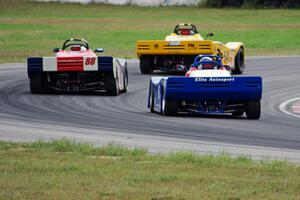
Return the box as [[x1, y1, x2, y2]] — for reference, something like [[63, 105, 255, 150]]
[[0, 0, 300, 63], [1, 138, 300, 199]]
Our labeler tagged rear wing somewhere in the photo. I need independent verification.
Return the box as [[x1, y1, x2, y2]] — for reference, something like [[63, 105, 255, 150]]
[[27, 56, 114, 78], [136, 40, 213, 56], [164, 76, 262, 101]]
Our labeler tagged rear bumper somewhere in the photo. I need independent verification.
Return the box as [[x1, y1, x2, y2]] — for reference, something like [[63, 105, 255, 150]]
[[164, 77, 262, 102], [136, 40, 214, 56], [27, 56, 114, 77], [149, 76, 262, 114]]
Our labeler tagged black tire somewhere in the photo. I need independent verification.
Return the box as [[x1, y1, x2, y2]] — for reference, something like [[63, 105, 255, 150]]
[[232, 111, 244, 117], [161, 97, 177, 116], [140, 55, 153, 74], [232, 48, 245, 74], [245, 100, 261, 119], [163, 100, 178, 116], [106, 75, 119, 96], [150, 91, 155, 113], [30, 75, 43, 94]]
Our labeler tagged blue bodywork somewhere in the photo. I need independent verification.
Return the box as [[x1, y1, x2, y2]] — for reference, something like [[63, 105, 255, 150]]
[[27, 57, 43, 79], [97, 56, 114, 74], [148, 76, 262, 115]]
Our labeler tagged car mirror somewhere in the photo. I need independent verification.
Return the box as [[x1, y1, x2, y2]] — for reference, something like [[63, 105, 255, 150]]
[[53, 48, 59, 53], [205, 32, 214, 37], [94, 48, 104, 53]]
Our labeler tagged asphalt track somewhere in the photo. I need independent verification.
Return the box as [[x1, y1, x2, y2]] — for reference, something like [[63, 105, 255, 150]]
[[1, 57, 300, 162]]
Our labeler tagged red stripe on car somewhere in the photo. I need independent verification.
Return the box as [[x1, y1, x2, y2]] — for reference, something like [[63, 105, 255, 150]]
[[57, 57, 84, 72]]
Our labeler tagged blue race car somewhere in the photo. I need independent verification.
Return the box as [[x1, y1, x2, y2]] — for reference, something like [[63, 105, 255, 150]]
[[148, 55, 262, 119]]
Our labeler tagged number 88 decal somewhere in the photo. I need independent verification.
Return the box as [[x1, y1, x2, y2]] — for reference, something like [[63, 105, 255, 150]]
[[85, 57, 96, 65]]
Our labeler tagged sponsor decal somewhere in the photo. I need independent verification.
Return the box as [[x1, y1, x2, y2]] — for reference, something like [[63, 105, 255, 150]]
[[188, 43, 196, 50], [168, 41, 180, 46], [195, 77, 235, 82]]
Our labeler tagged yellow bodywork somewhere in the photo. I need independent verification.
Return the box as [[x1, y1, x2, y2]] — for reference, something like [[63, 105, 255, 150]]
[[136, 33, 244, 68]]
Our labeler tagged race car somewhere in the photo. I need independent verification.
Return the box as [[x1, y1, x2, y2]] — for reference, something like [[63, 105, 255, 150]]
[[136, 23, 245, 74], [27, 38, 128, 95], [148, 55, 262, 119]]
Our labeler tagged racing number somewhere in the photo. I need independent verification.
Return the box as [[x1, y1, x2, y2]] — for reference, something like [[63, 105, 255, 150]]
[[85, 57, 96, 65]]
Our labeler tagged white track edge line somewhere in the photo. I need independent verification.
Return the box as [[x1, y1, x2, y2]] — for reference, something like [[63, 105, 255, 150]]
[[279, 97, 300, 119]]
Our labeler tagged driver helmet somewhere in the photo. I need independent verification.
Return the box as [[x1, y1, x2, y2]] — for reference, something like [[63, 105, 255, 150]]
[[198, 57, 213, 69], [80, 46, 87, 51]]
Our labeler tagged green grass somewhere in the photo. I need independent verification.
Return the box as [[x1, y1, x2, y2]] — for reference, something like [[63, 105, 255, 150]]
[[0, 0, 300, 63], [1, 139, 300, 199]]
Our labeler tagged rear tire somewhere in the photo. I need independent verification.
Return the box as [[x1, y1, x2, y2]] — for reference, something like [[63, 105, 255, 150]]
[[232, 48, 245, 74], [106, 75, 119, 96], [30, 75, 43, 94], [161, 97, 177, 116], [140, 55, 153, 74], [150, 91, 155, 113], [245, 100, 261, 119]]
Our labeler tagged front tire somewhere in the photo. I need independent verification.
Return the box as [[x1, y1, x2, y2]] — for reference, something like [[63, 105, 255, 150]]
[[232, 48, 245, 74], [140, 55, 153, 74], [30, 75, 43, 94], [245, 100, 261, 119]]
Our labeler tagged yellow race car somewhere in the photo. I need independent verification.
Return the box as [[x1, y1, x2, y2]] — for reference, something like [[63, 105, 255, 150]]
[[136, 23, 245, 74]]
